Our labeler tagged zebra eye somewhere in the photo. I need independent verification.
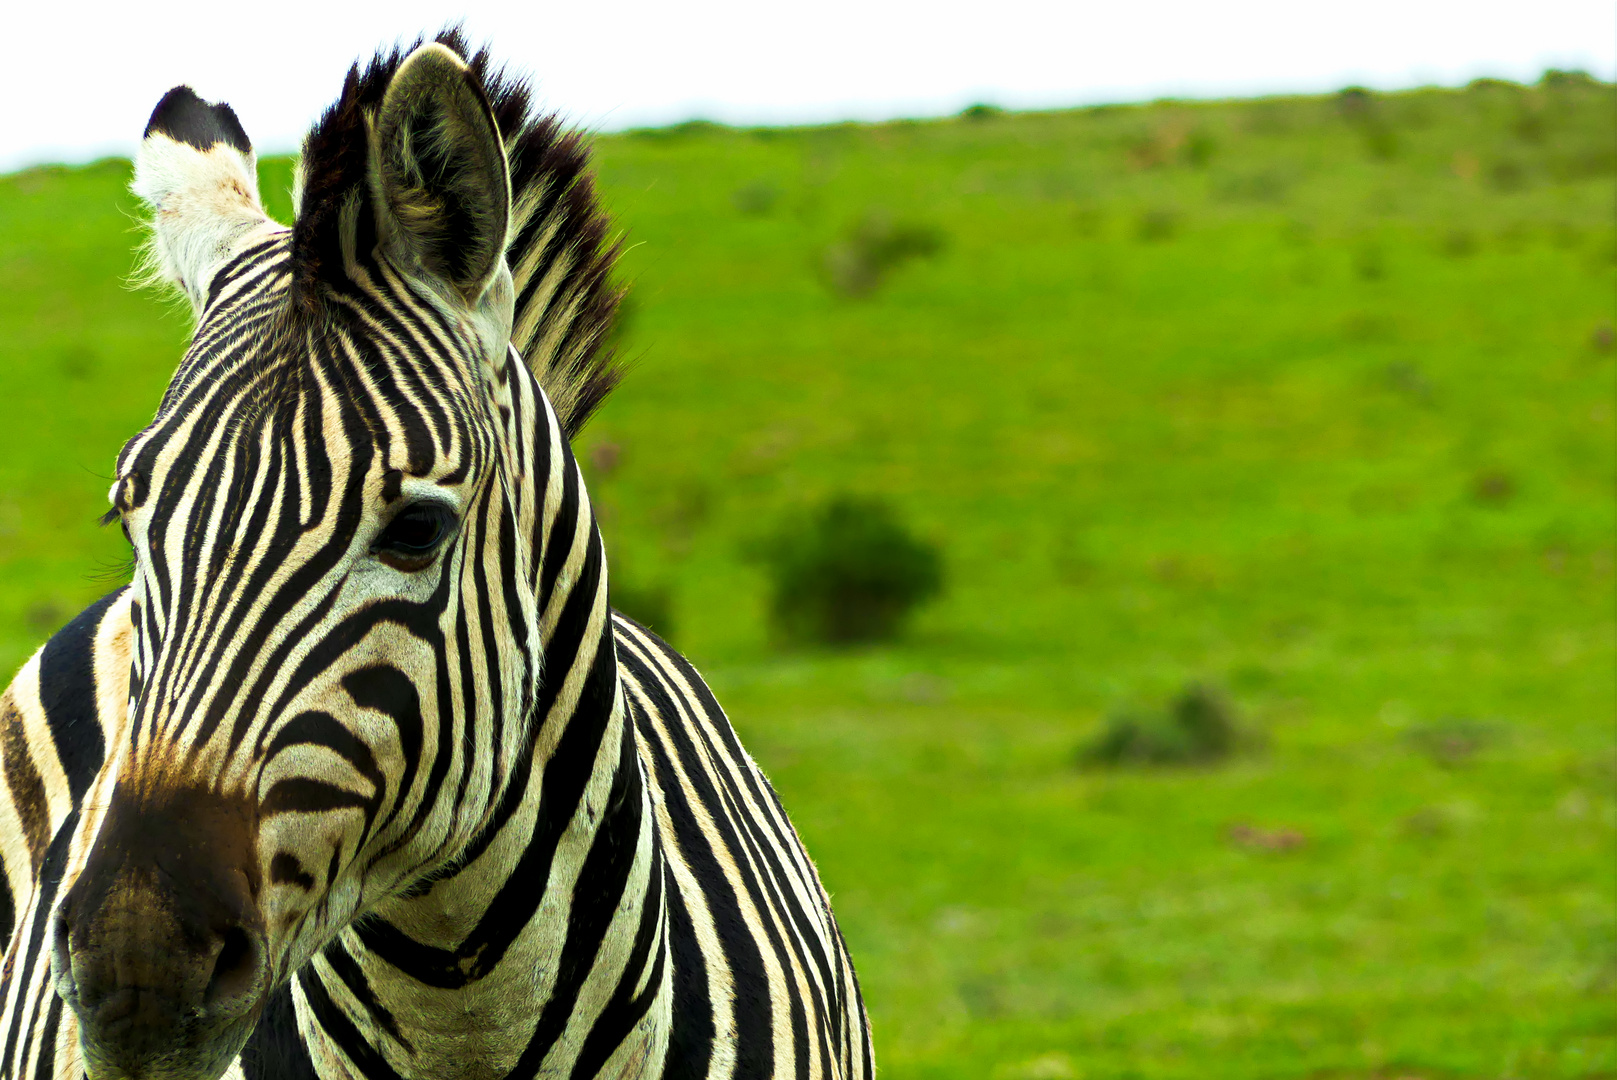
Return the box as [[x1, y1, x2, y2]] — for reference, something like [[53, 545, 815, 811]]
[[374, 502, 456, 572], [101, 507, 134, 548]]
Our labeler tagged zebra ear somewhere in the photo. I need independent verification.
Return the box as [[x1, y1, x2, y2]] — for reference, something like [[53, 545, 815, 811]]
[[131, 87, 269, 310], [370, 42, 511, 302]]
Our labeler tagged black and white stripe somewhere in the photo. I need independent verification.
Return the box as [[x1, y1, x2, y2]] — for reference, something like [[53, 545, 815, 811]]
[[0, 31, 871, 1080]]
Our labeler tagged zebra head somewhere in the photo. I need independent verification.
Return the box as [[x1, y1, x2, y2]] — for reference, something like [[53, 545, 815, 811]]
[[51, 37, 620, 1080]]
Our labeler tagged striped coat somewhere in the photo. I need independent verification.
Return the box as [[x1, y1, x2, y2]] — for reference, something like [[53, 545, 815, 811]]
[[0, 32, 872, 1080]]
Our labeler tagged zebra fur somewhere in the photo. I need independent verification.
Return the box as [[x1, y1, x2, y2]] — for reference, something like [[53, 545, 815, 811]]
[[0, 31, 872, 1080]]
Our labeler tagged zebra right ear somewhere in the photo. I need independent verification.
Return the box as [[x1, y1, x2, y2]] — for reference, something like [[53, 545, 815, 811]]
[[131, 87, 270, 311], [369, 42, 511, 303]]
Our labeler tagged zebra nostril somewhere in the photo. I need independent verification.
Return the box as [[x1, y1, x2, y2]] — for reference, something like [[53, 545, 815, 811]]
[[204, 926, 261, 1012]]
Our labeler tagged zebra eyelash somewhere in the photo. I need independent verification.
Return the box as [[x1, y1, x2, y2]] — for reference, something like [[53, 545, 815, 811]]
[[99, 507, 133, 548], [89, 554, 137, 587]]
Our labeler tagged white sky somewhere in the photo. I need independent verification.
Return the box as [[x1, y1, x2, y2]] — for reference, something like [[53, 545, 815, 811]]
[[4, 1, 1612, 172]]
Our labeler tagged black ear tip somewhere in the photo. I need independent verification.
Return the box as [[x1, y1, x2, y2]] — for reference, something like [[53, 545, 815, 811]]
[[145, 85, 252, 155]]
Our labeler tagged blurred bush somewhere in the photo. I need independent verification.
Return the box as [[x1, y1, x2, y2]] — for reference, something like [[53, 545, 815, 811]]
[[1183, 129, 1217, 167], [1079, 683, 1257, 767], [821, 212, 946, 297], [753, 494, 943, 645], [1406, 716, 1500, 767], [1541, 68, 1598, 88], [626, 118, 727, 141], [958, 103, 1005, 122], [731, 180, 781, 216], [1135, 207, 1180, 242], [1128, 121, 1216, 169], [1337, 85, 1399, 159], [1353, 239, 1387, 280], [1215, 167, 1290, 203]]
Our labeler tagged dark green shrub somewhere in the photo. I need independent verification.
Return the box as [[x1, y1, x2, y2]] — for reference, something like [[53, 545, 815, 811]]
[[1467, 76, 1522, 93], [1442, 228, 1478, 257], [1079, 683, 1253, 767], [1540, 68, 1597, 89], [1353, 241, 1386, 280], [755, 495, 943, 644], [1382, 361, 1435, 404], [1335, 86, 1399, 159], [1135, 207, 1180, 242], [1360, 121, 1399, 160], [1513, 109, 1546, 144], [1183, 129, 1217, 167], [627, 118, 727, 141], [732, 181, 781, 216], [822, 213, 946, 297], [959, 103, 1004, 122], [1407, 716, 1498, 766], [1489, 156, 1529, 191], [1128, 124, 1216, 169], [1336, 86, 1373, 115], [1216, 168, 1290, 203], [1470, 468, 1515, 505]]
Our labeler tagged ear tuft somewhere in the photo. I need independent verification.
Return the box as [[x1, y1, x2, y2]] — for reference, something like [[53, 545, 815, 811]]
[[371, 43, 511, 300], [144, 86, 253, 155], [132, 87, 272, 312]]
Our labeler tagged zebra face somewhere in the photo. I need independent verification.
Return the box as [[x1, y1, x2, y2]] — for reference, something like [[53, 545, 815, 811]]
[[52, 43, 545, 1080]]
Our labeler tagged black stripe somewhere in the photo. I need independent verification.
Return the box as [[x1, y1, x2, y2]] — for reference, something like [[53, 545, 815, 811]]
[[1, 808, 77, 1070], [568, 844, 668, 1080], [643, 633, 843, 1018], [262, 778, 372, 818], [240, 979, 320, 1080], [29, 992, 62, 1080], [659, 874, 714, 1080], [632, 635, 831, 1073], [266, 712, 383, 795], [539, 453, 580, 606], [0, 700, 48, 867], [320, 941, 413, 1052], [0, 871, 13, 946], [35, 588, 122, 803], [626, 664, 774, 1079], [353, 606, 618, 987], [299, 968, 407, 1080], [342, 666, 425, 851], [520, 719, 646, 1069]]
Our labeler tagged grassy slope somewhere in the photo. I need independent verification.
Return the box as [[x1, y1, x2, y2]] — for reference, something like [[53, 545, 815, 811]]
[[1, 79, 1613, 1077]]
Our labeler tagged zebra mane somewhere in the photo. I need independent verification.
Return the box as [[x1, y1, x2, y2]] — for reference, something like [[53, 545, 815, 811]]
[[293, 28, 624, 438]]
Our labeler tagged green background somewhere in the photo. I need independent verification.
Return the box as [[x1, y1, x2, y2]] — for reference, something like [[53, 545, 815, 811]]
[[1, 76, 1612, 1077]]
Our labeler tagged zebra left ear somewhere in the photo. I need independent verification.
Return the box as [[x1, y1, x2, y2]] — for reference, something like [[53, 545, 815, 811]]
[[369, 42, 511, 303], [132, 87, 271, 310]]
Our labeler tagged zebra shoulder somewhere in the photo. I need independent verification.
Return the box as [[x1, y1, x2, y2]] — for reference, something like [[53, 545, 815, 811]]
[[0, 589, 134, 936]]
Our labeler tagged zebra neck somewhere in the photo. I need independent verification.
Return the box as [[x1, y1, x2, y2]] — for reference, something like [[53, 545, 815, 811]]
[[305, 589, 671, 1078]]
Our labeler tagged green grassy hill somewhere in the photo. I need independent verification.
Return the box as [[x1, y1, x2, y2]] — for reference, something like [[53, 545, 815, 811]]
[[2, 75, 1614, 1077]]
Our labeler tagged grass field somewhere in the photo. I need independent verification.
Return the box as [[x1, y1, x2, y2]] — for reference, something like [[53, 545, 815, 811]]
[[2, 74, 1614, 1077]]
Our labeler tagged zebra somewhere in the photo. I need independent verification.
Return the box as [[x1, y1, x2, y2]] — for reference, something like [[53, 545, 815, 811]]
[[0, 31, 874, 1080]]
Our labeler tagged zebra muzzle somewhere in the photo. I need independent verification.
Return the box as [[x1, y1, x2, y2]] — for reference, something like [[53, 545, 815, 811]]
[[52, 787, 269, 1079]]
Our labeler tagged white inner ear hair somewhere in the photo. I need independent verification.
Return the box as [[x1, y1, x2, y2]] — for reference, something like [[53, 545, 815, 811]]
[[131, 134, 278, 311]]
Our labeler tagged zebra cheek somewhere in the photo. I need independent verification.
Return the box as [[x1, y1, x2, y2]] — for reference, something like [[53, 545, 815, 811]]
[[257, 814, 354, 930]]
